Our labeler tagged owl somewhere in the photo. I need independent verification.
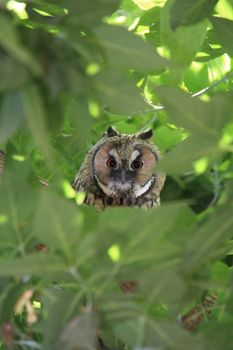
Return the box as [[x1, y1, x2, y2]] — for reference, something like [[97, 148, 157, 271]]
[[72, 127, 165, 210]]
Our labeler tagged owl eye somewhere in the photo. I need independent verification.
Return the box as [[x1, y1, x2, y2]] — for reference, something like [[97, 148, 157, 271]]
[[106, 157, 117, 168], [132, 159, 143, 169]]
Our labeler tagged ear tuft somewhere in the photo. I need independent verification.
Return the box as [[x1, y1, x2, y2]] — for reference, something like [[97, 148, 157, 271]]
[[106, 126, 119, 138], [138, 129, 153, 140]]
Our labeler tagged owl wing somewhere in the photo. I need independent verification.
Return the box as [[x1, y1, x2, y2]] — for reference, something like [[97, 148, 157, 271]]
[[72, 168, 106, 211], [151, 172, 166, 200], [72, 171, 83, 192]]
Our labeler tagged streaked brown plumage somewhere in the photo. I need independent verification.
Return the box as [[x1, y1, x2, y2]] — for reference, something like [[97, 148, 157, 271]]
[[72, 127, 166, 210]]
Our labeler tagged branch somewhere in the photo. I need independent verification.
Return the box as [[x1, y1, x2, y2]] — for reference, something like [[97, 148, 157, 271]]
[[146, 70, 233, 117], [191, 70, 233, 98]]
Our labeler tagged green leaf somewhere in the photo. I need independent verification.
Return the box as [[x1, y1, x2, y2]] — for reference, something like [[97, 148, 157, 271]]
[[65, 0, 120, 26], [34, 191, 81, 259], [154, 125, 184, 152], [211, 16, 233, 57], [170, 0, 219, 29], [160, 136, 219, 174], [94, 25, 167, 71], [0, 91, 26, 144], [160, 0, 207, 83], [96, 204, 185, 275], [182, 206, 233, 273], [42, 289, 97, 350], [0, 283, 26, 324], [156, 87, 231, 137], [139, 6, 161, 26], [0, 254, 67, 277], [0, 56, 29, 94], [211, 261, 231, 288], [0, 15, 41, 75], [23, 0, 67, 16], [0, 171, 38, 249], [58, 313, 97, 350], [21, 85, 51, 160], [94, 70, 149, 114]]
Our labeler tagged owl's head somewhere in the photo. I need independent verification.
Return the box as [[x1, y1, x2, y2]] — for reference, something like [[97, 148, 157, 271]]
[[92, 126, 160, 199]]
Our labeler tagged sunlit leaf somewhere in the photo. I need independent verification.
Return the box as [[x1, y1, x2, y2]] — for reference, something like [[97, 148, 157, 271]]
[[95, 24, 167, 71], [161, 0, 207, 82], [94, 70, 149, 114], [211, 16, 233, 57]]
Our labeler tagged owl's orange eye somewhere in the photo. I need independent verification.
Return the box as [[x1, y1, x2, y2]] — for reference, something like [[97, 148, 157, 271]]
[[106, 157, 117, 168], [132, 159, 143, 169]]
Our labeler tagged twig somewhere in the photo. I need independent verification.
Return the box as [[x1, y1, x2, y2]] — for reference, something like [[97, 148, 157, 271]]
[[144, 70, 233, 126], [37, 176, 50, 188], [14, 340, 42, 349], [191, 70, 233, 98]]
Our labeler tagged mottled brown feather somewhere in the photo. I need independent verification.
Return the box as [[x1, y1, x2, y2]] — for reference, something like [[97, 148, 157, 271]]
[[72, 128, 165, 210]]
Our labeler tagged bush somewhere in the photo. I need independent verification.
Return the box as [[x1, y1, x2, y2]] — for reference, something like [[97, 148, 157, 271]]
[[0, 0, 233, 349]]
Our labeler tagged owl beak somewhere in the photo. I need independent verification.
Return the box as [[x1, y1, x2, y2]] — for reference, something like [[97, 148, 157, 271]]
[[120, 169, 126, 183]]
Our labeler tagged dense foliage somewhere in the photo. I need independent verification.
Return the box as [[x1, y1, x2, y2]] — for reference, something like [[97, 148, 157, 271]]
[[0, 0, 233, 349]]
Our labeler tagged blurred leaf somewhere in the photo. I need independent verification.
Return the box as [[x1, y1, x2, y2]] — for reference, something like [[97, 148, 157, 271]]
[[21, 85, 51, 160], [211, 16, 233, 57], [211, 261, 231, 288], [156, 87, 232, 137], [69, 97, 92, 149], [0, 56, 29, 94], [0, 171, 38, 249], [95, 25, 167, 71], [161, 0, 207, 83], [0, 91, 26, 144], [94, 70, 149, 114], [24, 0, 67, 16], [170, 0, 218, 29], [0, 14, 41, 75], [182, 206, 233, 273], [139, 6, 161, 26], [160, 136, 219, 174], [154, 125, 184, 152], [34, 191, 81, 259], [96, 204, 185, 276], [132, 0, 166, 10], [58, 313, 97, 350], [65, 0, 120, 26], [0, 254, 67, 277], [42, 289, 97, 350], [138, 266, 186, 304], [0, 283, 26, 324]]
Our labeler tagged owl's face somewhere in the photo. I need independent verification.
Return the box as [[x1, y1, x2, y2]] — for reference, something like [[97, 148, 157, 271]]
[[92, 127, 158, 199]]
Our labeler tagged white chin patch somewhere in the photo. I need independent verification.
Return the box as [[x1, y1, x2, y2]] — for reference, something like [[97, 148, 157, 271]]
[[111, 182, 131, 191], [134, 176, 155, 198], [95, 176, 131, 196]]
